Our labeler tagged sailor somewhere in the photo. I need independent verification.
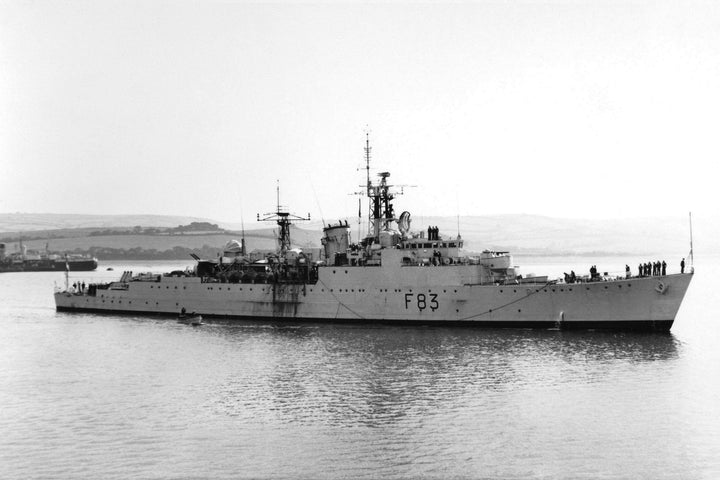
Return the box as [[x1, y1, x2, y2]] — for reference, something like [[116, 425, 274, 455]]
[[681, 258, 685, 274], [661, 261, 666, 276], [638, 263, 643, 277], [625, 265, 630, 279], [570, 270, 576, 283], [81, 281, 85, 292]]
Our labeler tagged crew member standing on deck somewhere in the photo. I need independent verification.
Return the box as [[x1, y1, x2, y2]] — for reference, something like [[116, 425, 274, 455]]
[[625, 265, 630, 279], [662, 261, 667, 276], [681, 258, 685, 274]]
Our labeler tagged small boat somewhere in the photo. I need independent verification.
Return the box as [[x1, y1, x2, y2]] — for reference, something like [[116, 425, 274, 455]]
[[178, 310, 203, 326]]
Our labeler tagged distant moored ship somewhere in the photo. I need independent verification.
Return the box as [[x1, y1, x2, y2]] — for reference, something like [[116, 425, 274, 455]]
[[1, 242, 97, 272]]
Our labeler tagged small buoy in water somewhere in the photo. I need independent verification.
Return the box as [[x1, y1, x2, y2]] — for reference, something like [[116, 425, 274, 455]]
[[107, 267, 114, 271]]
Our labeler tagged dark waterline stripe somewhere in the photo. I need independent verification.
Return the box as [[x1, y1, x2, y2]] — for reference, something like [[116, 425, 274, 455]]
[[55, 306, 674, 332]]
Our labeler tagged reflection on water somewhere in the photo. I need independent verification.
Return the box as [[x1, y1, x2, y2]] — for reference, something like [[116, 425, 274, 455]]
[[1, 263, 718, 479], [208, 324, 681, 428]]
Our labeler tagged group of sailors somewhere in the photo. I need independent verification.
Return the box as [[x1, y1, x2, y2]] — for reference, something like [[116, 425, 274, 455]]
[[563, 271, 578, 283], [637, 260, 667, 277], [427, 226, 440, 241], [563, 257, 686, 284], [72, 281, 86, 293]]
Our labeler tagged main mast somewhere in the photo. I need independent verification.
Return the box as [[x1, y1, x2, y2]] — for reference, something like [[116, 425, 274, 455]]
[[363, 134, 402, 244], [364, 132, 373, 239]]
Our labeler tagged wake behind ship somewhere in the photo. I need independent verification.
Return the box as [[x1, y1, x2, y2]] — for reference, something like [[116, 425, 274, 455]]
[[54, 137, 692, 331]]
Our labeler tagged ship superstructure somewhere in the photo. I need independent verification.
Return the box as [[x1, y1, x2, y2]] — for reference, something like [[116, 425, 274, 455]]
[[54, 136, 692, 331]]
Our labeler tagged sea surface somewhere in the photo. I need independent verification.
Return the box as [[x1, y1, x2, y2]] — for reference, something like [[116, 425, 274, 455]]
[[1, 256, 719, 479]]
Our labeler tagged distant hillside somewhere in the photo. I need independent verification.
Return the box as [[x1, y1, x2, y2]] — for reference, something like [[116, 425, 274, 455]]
[[1, 212, 714, 257], [412, 215, 703, 256], [0, 224, 319, 260], [0, 213, 214, 232]]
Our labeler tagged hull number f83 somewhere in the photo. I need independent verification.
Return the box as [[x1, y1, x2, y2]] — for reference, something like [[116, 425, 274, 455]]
[[404, 293, 439, 312]]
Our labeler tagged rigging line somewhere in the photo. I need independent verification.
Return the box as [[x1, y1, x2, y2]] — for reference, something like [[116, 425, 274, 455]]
[[308, 178, 326, 226], [456, 282, 554, 322], [317, 277, 367, 320]]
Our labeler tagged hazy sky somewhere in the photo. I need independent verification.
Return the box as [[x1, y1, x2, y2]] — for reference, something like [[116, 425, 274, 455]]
[[1, 0, 719, 225]]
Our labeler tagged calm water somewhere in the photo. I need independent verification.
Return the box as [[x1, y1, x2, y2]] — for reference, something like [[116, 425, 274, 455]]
[[1, 257, 719, 479]]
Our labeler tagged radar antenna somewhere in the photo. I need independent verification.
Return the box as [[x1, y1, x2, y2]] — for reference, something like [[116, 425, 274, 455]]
[[257, 180, 310, 255]]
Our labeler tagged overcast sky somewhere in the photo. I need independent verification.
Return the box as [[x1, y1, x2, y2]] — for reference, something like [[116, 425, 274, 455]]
[[1, 0, 718, 225]]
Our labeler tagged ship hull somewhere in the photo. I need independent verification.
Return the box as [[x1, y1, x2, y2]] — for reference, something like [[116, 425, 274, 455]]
[[54, 270, 692, 331]]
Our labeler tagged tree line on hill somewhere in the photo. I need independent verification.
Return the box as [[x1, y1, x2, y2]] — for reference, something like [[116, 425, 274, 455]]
[[77, 245, 224, 260], [89, 222, 225, 236]]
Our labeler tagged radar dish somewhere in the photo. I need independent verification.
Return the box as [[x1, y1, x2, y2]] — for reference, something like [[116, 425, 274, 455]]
[[398, 211, 411, 234]]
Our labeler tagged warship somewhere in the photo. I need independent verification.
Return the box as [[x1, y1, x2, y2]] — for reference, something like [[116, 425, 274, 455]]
[[54, 137, 692, 331]]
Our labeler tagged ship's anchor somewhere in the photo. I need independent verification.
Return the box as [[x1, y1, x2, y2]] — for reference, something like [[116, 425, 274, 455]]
[[655, 281, 668, 294]]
